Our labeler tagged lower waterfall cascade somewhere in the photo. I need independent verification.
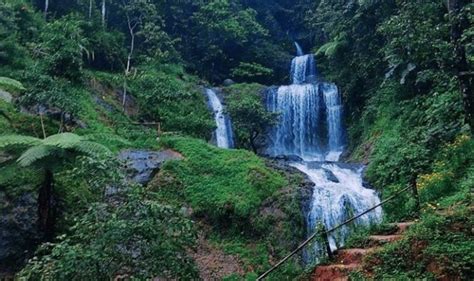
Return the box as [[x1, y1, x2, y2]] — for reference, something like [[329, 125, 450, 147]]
[[266, 43, 382, 262]]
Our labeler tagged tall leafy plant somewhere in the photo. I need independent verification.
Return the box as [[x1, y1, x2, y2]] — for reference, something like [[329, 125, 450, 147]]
[[0, 133, 111, 240]]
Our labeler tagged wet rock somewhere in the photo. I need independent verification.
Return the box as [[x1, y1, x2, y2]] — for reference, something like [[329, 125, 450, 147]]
[[274, 154, 304, 162], [222, 79, 235, 87], [323, 168, 339, 183], [118, 149, 183, 185], [0, 191, 41, 272], [0, 90, 12, 103]]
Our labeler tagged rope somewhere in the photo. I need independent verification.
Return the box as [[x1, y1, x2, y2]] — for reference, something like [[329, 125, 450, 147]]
[[256, 185, 412, 280]]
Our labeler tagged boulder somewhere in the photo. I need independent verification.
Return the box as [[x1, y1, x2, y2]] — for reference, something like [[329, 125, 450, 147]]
[[222, 79, 235, 87], [0, 90, 12, 103], [118, 149, 183, 185], [323, 168, 339, 183]]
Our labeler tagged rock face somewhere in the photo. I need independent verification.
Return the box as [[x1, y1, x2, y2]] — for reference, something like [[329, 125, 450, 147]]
[[257, 158, 314, 250], [0, 191, 41, 273], [118, 149, 183, 185]]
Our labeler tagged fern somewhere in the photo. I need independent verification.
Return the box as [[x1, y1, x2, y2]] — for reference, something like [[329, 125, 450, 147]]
[[0, 133, 113, 167], [0, 77, 26, 92], [75, 141, 112, 157], [17, 145, 55, 167], [43, 133, 83, 149], [84, 133, 131, 146], [0, 135, 42, 149], [317, 33, 348, 58]]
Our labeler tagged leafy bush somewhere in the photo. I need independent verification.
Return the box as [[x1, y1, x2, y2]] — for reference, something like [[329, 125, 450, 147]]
[[418, 135, 474, 204], [35, 14, 89, 81], [129, 65, 214, 139], [231, 62, 273, 83], [223, 83, 277, 152], [363, 211, 473, 280], [18, 189, 199, 280]]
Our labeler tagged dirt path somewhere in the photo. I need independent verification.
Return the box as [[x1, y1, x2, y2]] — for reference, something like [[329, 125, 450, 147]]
[[190, 233, 245, 280]]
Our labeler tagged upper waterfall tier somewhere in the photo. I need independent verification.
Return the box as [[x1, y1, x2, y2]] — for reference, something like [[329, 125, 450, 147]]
[[204, 88, 235, 149], [266, 46, 344, 160], [295, 42, 304, 57], [291, 54, 317, 84]]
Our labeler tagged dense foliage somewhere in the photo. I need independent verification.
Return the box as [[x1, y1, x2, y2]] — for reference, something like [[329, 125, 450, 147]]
[[19, 189, 199, 280]]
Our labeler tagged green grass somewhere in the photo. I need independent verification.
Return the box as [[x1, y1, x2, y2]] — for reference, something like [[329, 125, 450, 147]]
[[158, 136, 286, 228]]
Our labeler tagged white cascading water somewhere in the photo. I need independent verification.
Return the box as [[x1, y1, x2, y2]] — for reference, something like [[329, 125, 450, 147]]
[[266, 43, 382, 262], [204, 88, 235, 149]]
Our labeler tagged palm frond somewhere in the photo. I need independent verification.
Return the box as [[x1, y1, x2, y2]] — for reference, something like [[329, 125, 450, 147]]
[[0, 135, 41, 149], [43, 133, 83, 149], [17, 145, 55, 167], [74, 141, 112, 158]]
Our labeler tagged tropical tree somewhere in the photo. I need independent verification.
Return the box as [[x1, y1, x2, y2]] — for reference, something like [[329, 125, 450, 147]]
[[0, 133, 112, 240]]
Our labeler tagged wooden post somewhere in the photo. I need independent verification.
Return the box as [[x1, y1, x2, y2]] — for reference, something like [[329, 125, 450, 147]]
[[411, 175, 421, 218], [157, 122, 161, 137], [317, 222, 333, 260]]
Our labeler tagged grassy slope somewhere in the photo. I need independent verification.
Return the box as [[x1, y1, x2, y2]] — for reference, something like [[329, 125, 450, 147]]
[[151, 136, 306, 279]]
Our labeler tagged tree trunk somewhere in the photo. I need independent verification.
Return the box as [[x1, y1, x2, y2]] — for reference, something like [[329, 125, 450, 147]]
[[89, 0, 93, 18], [44, 0, 49, 19], [249, 132, 259, 154], [38, 169, 55, 241], [123, 12, 136, 112], [101, 0, 106, 26], [448, 0, 473, 130]]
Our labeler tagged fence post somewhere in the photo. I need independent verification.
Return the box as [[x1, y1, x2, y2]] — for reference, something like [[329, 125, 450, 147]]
[[411, 175, 421, 218], [317, 222, 333, 260]]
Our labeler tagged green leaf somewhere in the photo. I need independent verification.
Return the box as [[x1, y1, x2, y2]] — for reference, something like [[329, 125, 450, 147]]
[[17, 145, 55, 166], [0, 135, 41, 149], [0, 77, 26, 92]]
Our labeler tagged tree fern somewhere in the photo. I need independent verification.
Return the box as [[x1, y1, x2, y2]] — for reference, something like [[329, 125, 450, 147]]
[[17, 145, 55, 167], [317, 33, 348, 58], [75, 141, 112, 157], [84, 133, 131, 146], [0, 133, 112, 166], [43, 133, 83, 149], [0, 77, 26, 92], [0, 135, 42, 149]]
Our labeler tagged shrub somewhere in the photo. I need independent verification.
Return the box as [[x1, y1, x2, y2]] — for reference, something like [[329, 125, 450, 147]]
[[18, 189, 199, 280]]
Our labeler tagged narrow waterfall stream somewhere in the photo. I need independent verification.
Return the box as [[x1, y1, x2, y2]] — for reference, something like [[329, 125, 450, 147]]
[[204, 88, 235, 149], [266, 43, 382, 262]]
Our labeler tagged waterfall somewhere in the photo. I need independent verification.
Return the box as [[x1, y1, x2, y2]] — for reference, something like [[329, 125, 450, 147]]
[[266, 43, 382, 263], [266, 47, 340, 161], [322, 83, 344, 161], [204, 88, 235, 149], [292, 162, 382, 262], [295, 42, 304, 56], [290, 54, 317, 84]]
